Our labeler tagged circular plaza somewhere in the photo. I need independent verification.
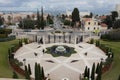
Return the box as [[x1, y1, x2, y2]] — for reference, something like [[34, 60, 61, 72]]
[[14, 40, 107, 80]]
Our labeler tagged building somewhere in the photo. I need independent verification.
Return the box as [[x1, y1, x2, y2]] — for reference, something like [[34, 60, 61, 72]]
[[82, 18, 107, 32], [116, 4, 120, 18]]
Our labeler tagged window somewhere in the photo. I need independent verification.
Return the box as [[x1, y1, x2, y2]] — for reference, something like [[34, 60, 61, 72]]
[[94, 27, 96, 30], [97, 27, 99, 30]]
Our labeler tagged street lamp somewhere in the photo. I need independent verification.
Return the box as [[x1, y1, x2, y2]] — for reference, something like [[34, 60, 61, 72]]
[[23, 58, 26, 66]]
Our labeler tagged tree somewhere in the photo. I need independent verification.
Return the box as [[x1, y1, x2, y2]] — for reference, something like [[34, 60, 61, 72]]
[[40, 7, 45, 29], [28, 64, 32, 75], [26, 15, 31, 20], [25, 65, 30, 79], [84, 66, 88, 78], [61, 14, 66, 20], [48, 35, 50, 43], [113, 19, 120, 29], [0, 16, 4, 26], [90, 12, 93, 18], [63, 20, 71, 26], [72, 8, 80, 26], [35, 63, 39, 80], [90, 38, 94, 44], [36, 9, 41, 29], [41, 67, 45, 80], [18, 19, 35, 29], [32, 14, 35, 20], [12, 72, 18, 79], [91, 63, 95, 80], [34, 63, 45, 80], [19, 39, 22, 47], [103, 15, 112, 29], [96, 62, 103, 80], [111, 11, 118, 21], [7, 15, 12, 25], [38, 64, 42, 80], [47, 14, 53, 25], [87, 68, 90, 79], [96, 63, 100, 74]]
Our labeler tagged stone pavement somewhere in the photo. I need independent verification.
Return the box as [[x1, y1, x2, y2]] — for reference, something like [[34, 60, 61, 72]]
[[14, 42, 107, 80]]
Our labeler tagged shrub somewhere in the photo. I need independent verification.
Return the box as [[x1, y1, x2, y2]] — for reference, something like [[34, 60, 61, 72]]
[[90, 38, 94, 44], [24, 38, 28, 44], [0, 35, 16, 42], [96, 40, 100, 46], [0, 34, 7, 38], [0, 29, 12, 34], [101, 29, 120, 41], [12, 72, 19, 79], [55, 30, 61, 33], [63, 20, 71, 25]]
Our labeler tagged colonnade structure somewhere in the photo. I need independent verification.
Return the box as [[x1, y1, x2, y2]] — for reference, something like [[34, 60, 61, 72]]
[[13, 29, 95, 45]]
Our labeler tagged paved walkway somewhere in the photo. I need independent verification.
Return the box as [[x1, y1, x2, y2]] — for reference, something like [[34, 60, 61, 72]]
[[14, 42, 107, 80]]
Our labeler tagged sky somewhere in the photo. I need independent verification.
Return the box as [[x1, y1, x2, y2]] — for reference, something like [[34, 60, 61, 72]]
[[0, 0, 120, 14]]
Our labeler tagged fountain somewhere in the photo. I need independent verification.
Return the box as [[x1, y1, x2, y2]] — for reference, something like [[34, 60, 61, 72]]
[[55, 45, 66, 53]]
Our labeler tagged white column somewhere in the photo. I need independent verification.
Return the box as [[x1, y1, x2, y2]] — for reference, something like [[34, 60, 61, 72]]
[[74, 35, 76, 45], [90, 31, 92, 39], [82, 31, 84, 41], [43, 36, 46, 50]]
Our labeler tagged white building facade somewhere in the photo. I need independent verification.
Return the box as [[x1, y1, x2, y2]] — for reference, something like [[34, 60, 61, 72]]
[[82, 18, 107, 32]]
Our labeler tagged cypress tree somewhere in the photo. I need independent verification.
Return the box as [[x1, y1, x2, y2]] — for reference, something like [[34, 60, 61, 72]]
[[37, 9, 41, 29], [84, 66, 88, 78], [41, 7, 44, 29], [12, 72, 18, 79], [96, 63, 100, 74], [41, 67, 45, 80], [25, 65, 30, 79], [87, 68, 90, 79], [72, 8, 80, 26], [38, 63, 42, 80], [98, 62, 103, 80], [91, 63, 95, 80], [111, 52, 114, 58], [28, 64, 32, 75], [35, 63, 38, 80], [0, 16, 4, 26]]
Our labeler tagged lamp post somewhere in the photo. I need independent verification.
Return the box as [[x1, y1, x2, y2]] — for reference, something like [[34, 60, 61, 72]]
[[23, 58, 26, 67]]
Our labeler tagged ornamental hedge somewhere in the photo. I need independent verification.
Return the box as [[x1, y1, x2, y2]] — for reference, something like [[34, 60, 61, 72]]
[[101, 29, 120, 41], [0, 35, 16, 42], [0, 29, 12, 34]]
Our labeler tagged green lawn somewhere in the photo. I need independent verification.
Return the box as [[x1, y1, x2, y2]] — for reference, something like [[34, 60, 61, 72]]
[[0, 39, 24, 78], [101, 40, 120, 80]]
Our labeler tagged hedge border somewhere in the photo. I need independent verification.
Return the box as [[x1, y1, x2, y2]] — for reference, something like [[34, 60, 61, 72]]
[[0, 36, 16, 42]]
